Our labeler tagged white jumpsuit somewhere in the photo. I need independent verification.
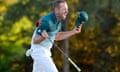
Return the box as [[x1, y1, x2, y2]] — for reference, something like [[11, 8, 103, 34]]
[[26, 28, 58, 72]]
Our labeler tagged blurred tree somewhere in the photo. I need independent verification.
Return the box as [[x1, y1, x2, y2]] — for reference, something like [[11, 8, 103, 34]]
[[0, 0, 51, 72], [0, 0, 120, 72], [92, 0, 120, 72]]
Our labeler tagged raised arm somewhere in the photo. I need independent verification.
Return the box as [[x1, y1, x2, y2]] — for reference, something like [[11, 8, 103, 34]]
[[55, 24, 83, 41]]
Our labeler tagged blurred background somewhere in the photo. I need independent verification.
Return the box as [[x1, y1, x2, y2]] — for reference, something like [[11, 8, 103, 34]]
[[0, 0, 120, 72]]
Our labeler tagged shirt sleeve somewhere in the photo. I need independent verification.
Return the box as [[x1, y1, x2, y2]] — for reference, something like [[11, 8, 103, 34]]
[[36, 20, 49, 36]]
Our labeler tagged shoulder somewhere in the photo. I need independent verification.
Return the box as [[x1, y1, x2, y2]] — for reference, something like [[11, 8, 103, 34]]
[[41, 12, 54, 21], [41, 12, 57, 23], [40, 12, 54, 25]]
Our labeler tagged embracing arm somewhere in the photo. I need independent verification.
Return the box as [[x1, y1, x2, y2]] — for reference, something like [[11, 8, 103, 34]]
[[33, 30, 48, 44], [33, 20, 49, 44], [55, 24, 83, 41], [33, 35, 45, 44]]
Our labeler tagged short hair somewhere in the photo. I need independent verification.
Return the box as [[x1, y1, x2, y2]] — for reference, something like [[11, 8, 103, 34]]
[[52, 0, 66, 10]]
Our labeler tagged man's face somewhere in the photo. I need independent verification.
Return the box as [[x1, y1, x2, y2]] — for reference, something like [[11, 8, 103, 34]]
[[57, 2, 68, 20]]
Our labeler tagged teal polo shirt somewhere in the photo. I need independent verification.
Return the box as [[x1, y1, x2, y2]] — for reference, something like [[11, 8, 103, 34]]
[[36, 12, 62, 49]]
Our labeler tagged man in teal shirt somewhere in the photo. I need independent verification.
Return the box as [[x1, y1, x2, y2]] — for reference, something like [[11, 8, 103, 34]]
[[26, 0, 83, 72], [35, 12, 62, 50]]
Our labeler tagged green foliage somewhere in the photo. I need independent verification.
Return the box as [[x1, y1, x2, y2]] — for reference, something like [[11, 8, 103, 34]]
[[0, 0, 120, 72]]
